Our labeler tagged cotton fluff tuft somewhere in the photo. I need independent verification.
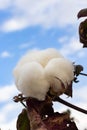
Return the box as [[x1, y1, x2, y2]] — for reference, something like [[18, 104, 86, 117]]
[[44, 58, 74, 95], [14, 62, 49, 100], [13, 48, 74, 100], [15, 48, 64, 68]]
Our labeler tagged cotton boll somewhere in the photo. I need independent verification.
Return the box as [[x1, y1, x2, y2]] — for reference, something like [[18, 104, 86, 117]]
[[13, 48, 74, 100], [44, 58, 74, 96], [14, 62, 49, 101], [15, 48, 64, 68], [13, 48, 63, 83]]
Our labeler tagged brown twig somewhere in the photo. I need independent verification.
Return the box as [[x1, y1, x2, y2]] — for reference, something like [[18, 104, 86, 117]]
[[53, 97, 87, 114], [80, 72, 87, 76]]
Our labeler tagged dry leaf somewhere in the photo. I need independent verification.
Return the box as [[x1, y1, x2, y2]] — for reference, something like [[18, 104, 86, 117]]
[[79, 19, 87, 47], [77, 8, 87, 18], [16, 109, 30, 130]]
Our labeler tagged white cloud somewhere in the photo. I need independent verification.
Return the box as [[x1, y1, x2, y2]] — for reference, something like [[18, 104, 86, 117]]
[[1, 0, 87, 32], [0, 84, 23, 130], [0, 84, 18, 102], [59, 37, 84, 57], [74, 85, 87, 102], [58, 36, 69, 44], [0, 103, 15, 123], [0, 118, 16, 130], [1, 17, 28, 32], [0, 51, 12, 58], [0, 0, 12, 10], [0, 101, 22, 130], [19, 42, 35, 49]]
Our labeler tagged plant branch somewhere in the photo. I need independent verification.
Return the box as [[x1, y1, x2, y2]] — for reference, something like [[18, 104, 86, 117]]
[[53, 97, 87, 114], [80, 72, 87, 76]]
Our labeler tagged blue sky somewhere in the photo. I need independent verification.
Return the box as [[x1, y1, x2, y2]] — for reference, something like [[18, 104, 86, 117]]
[[0, 0, 87, 130]]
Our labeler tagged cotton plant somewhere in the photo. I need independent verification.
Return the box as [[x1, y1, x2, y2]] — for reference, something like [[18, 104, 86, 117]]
[[13, 48, 75, 130], [13, 48, 87, 130]]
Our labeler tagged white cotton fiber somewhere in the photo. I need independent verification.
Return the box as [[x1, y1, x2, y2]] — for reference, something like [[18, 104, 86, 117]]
[[15, 62, 49, 100], [44, 58, 74, 96], [15, 48, 64, 68], [13, 48, 74, 100]]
